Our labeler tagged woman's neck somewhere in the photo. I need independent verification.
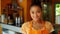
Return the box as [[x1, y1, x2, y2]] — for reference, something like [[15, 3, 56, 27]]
[[32, 20, 43, 24]]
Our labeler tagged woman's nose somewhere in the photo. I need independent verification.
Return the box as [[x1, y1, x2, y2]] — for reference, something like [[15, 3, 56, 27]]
[[34, 13, 37, 17]]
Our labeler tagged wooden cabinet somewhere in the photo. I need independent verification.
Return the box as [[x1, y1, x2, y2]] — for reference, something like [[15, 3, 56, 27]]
[[1, 0, 32, 22]]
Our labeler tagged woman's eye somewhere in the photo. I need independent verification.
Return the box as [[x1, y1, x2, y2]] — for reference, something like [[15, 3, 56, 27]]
[[32, 11, 34, 14], [37, 11, 41, 13]]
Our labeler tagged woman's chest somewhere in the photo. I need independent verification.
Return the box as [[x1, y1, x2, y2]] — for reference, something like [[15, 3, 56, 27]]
[[26, 23, 47, 31]]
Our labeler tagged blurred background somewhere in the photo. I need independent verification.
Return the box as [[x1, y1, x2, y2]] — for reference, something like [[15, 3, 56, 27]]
[[0, 0, 60, 34]]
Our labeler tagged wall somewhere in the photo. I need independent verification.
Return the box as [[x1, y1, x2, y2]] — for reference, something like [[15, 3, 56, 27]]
[[1, 0, 11, 9], [27, 0, 32, 21], [0, 0, 1, 15]]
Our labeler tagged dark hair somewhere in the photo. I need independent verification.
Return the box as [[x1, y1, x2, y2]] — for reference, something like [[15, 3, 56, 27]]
[[30, 0, 42, 10]]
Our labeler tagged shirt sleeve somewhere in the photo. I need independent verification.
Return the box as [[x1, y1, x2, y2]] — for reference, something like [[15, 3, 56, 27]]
[[45, 21, 54, 33], [48, 22, 54, 33], [22, 23, 27, 34]]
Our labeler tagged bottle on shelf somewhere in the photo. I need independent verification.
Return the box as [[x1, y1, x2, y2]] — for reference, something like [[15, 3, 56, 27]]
[[15, 16, 18, 26]]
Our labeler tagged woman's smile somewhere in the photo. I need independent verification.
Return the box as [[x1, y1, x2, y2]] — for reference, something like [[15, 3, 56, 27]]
[[30, 6, 42, 21]]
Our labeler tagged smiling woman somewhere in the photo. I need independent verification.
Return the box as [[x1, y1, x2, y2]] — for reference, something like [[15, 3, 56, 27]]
[[21, 0, 54, 34]]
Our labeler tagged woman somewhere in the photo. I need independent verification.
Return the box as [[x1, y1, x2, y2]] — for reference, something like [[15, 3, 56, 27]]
[[22, 0, 54, 34]]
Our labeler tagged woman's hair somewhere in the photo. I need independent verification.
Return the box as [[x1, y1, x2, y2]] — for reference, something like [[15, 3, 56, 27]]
[[30, 0, 42, 10]]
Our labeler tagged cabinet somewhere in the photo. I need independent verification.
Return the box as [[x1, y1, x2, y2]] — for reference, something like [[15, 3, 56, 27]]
[[1, 0, 24, 25]]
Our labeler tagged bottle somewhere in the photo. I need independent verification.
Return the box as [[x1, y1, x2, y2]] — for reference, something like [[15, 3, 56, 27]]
[[15, 17, 18, 26], [8, 16, 10, 23], [20, 17, 23, 27], [17, 17, 20, 27], [1, 14, 5, 23]]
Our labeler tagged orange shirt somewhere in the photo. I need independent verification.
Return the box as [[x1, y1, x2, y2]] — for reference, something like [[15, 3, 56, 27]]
[[22, 21, 54, 34]]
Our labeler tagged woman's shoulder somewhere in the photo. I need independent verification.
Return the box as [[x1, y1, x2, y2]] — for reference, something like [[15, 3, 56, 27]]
[[22, 21, 31, 28], [45, 21, 54, 33], [21, 21, 31, 33], [45, 21, 52, 25], [45, 21, 53, 29]]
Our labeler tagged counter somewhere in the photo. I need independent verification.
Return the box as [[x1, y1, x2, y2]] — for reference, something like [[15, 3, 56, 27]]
[[0, 23, 22, 34]]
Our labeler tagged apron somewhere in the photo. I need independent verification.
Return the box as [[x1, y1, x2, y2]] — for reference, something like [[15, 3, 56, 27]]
[[28, 21, 49, 34]]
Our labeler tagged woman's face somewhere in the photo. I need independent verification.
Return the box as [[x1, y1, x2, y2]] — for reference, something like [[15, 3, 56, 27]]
[[30, 6, 42, 21]]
